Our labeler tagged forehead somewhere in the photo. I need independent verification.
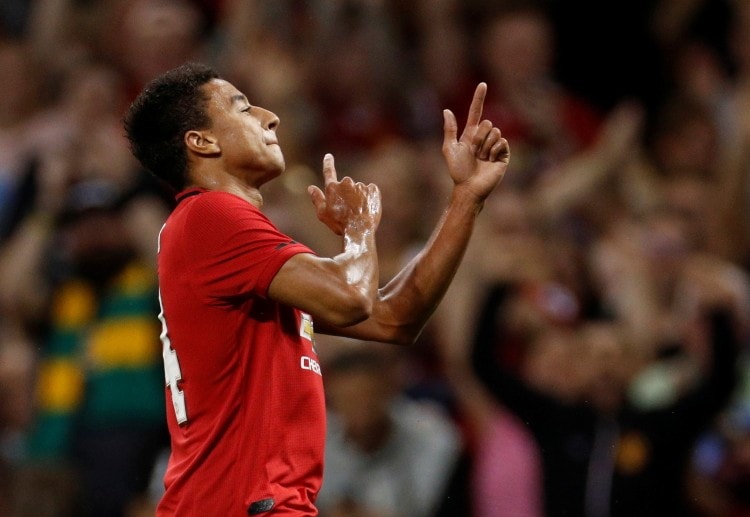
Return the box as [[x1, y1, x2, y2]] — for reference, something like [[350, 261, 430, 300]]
[[204, 78, 247, 108]]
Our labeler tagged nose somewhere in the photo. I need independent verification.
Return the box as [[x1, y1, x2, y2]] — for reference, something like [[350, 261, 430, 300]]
[[259, 108, 279, 131]]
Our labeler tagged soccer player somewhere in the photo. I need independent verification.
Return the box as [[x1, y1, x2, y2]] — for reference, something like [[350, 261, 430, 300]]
[[124, 62, 509, 516]]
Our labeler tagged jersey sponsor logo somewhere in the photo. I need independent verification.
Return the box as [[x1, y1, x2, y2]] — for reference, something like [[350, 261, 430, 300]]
[[300, 355, 322, 376]]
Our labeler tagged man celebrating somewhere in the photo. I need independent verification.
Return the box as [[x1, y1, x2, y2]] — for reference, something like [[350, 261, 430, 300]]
[[124, 62, 509, 516]]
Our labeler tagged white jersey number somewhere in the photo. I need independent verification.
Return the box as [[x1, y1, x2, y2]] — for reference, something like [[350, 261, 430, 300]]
[[156, 225, 187, 423], [159, 289, 188, 424]]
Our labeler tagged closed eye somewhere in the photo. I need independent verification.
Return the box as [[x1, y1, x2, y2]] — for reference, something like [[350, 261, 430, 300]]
[[241, 105, 253, 114]]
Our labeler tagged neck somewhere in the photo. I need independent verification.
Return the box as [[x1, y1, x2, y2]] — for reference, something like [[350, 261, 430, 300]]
[[189, 168, 265, 208], [222, 183, 264, 208]]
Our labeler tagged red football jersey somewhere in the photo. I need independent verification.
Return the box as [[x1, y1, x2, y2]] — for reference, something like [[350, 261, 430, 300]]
[[155, 188, 325, 516]]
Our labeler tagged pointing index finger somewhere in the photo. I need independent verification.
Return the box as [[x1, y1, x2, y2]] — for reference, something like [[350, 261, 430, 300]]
[[465, 82, 487, 131], [322, 153, 338, 186]]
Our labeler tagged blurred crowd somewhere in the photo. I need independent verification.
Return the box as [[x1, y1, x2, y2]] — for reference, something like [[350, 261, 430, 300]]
[[0, 0, 749, 516]]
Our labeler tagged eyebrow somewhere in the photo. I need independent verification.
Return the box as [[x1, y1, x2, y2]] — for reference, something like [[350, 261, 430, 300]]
[[230, 94, 249, 105]]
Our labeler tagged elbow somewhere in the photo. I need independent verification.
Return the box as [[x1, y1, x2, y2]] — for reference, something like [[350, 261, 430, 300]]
[[379, 323, 425, 346], [326, 289, 373, 327], [389, 333, 419, 347]]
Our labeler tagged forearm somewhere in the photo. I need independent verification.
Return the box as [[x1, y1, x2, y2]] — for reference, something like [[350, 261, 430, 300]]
[[337, 189, 482, 344], [384, 189, 481, 309], [531, 150, 612, 219], [317, 81, 509, 342], [27, 0, 73, 65], [0, 214, 53, 318], [270, 219, 379, 328]]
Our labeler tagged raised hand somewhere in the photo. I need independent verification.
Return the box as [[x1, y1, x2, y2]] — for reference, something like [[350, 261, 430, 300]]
[[442, 83, 510, 203], [307, 153, 382, 236]]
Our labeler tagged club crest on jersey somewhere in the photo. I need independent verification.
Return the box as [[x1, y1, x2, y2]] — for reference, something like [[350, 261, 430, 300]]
[[299, 312, 317, 352]]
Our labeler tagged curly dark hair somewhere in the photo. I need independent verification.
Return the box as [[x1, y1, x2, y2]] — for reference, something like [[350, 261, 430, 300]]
[[124, 62, 220, 192]]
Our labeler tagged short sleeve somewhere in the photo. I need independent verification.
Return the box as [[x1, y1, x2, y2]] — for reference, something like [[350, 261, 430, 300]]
[[182, 191, 314, 299]]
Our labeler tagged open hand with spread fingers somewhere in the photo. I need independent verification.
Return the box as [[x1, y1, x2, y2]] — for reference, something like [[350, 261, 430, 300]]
[[442, 82, 510, 203]]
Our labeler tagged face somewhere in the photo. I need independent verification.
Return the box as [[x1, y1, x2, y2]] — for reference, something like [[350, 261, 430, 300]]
[[202, 79, 284, 185], [64, 210, 136, 285], [578, 323, 629, 413], [326, 368, 393, 453], [481, 11, 553, 86], [121, 0, 202, 85], [523, 327, 584, 402]]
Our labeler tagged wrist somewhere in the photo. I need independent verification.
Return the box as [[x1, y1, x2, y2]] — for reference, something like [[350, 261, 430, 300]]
[[343, 219, 377, 252], [343, 213, 378, 236], [449, 186, 485, 216]]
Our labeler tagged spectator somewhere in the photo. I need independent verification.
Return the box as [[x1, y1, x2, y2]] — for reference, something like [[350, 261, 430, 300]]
[[469, 285, 742, 517], [0, 1, 748, 515], [3, 179, 168, 517], [0, 39, 41, 240], [316, 343, 462, 517], [475, 4, 603, 191]]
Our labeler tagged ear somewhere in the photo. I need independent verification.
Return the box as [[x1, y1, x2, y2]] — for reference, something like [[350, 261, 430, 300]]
[[185, 130, 220, 156]]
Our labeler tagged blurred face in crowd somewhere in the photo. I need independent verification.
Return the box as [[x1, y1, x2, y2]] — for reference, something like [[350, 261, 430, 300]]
[[62, 62, 125, 124], [662, 177, 712, 252], [63, 208, 136, 286], [325, 353, 397, 454], [652, 99, 718, 179], [120, 0, 203, 86], [353, 142, 423, 247], [480, 9, 554, 88], [640, 209, 692, 299], [578, 322, 631, 414], [523, 326, 584, 402], [0, 41, 37, 125]]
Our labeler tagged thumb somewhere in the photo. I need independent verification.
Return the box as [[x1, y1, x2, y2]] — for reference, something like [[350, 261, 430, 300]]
[[442, 109, 458, 151], [308, 185, 326, 215]]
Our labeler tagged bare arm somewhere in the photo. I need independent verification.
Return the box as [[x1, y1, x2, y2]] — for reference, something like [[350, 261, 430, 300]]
[[268, 154, 382, 328], [318, 83, 510, 344], [529, 101, 644, 220], [0, 147, 72, 320]]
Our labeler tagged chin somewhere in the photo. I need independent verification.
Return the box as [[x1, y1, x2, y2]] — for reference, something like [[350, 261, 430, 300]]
[[266, 146, 285, 171], [271, 156, 286, 176], [257, 163, 285, 187]]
